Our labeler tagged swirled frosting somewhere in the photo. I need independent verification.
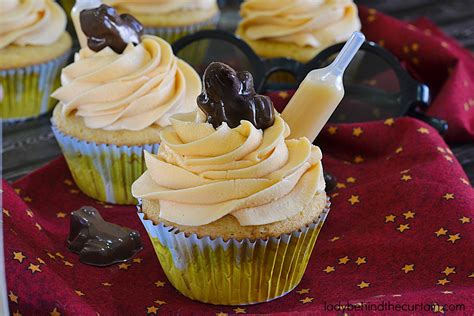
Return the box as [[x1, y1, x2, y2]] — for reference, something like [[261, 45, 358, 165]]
[[238, 0, 361, 49], [132, 112, 325, 226], [0, 0, 67, 50], [52, 35, 201, 131], [104, 0, 216, 15]]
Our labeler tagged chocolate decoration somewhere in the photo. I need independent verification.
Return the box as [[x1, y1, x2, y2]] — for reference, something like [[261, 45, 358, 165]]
[[324, 172, 337, 193], [197, 62, 275, 129], [80, 4, 143, 54], [67, 206, 142, 267]]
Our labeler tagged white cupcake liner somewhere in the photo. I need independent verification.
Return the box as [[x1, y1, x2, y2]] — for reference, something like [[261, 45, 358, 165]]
[[138, 197, 330, 305], [52, 124, 160, 205], [1, 50, 71, 122]]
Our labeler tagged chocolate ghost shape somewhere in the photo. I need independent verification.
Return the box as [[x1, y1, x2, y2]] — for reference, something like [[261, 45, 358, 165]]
[[80, 4, 143, 54], [67, 206, 143, 267], [197, 62, 275, 129]]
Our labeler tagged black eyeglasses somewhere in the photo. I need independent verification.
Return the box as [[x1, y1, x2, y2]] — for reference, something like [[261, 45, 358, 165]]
[[173, 29, 448, 134]]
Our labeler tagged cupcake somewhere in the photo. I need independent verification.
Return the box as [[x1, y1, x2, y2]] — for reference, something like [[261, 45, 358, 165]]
[[103, 0, 220, 43], [132, 62, 329, 305], [0, 0, 72, 121], [236, 0, 361, 63], [51, 3, 202, 204]]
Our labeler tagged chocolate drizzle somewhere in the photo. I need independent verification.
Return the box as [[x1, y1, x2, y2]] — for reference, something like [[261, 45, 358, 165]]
[[80, 4, 143, 54], [197, 62, 275, 129], [67, 206, 142, 267]]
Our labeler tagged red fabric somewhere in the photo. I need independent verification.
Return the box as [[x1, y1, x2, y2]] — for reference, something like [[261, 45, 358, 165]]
[[4, 113, 474, 315], [358, 6, 474, 143], [4, 8, 474, 316]]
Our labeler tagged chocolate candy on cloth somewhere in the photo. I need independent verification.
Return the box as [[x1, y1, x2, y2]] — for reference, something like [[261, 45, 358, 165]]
[[80, 4, 143, 53], [68, 206, 143, 266]]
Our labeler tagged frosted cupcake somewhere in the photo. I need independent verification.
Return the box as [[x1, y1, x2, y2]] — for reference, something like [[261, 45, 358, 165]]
[[51, 3, 201, 204], [132, 62, 329, 305], [103, 0, 220, 43], [0, 0, 72, 121], [236, 0, 361, 63]]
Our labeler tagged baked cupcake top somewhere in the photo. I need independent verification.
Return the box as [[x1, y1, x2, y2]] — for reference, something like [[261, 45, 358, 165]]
[[0, 0, 67, 50], [237, 0, 360, 49], [132, 62, 326, 226], [51, 4, 201, 131], [104, 0, 217, 15]]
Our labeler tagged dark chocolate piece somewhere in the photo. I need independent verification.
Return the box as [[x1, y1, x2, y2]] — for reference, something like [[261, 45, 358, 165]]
[[324, 172, 337, 193], [67, 206, 142, 267], [197, 62, 275, 129], [80, 4, 143, 54]]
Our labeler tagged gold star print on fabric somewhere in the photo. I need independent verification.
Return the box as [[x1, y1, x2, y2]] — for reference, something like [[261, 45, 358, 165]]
[[13, 251, 26, 263], [442, 291, 453, 294], [327, 126, 338, 135], [47, 252, 56, 260], [133, 258, 143, 263], [146, 306, 158, 314], [330, 236, 340, 242], [447, 234, 461, 243], [397, 224, 410, 233], [352, 127, 363, 137], [28, 263, 41, 274], [300, 297, 314, 304], [346, 177, 356, 183], [278, 91, 289, 99], [460, 178, 470, 185], [402, 264, 415, 274], [435, 228, 448, 237], [55, 252, 65, 259], [411, 57, 420, 65], [50, 307, 61, 316], [63, 260, 74, 267], [442, 267, 456, 276], [8, 291, 18, 303], [323, 266, 336, 273], [35, 223, 42, 231], [154, 299, 166, 306], [102, 283, 112, 286], [75, 290, 85, 297], [24, 197, 32, 202], [36, 258, 46, 265], [355, 257, 367, 266], [338, 256, 350, 265], [332, 193, 339, 198], [443, 193, 454, 200], [336, 183, 346, 189], [417, 127, 429, 134], [70, 189, 80, 194], [384, 118, 394, 126], [12, 310, 21, 316], [459, 216, 471, 224], [64, 179, 73, 186], [401, 174, 412, 181], [118, 263, 130, 270], [155, 281, 165, 287], [385, 214, 396, 223], [357, 281, 370, 289], [234, 307, 246, 314], [56, 212, 67, 218], [444, 155, 453, 162], [3, 208, 11, 217], [216, 313, 228, 316], [468, 273, 474, 278], [354, 155, 364, 164], [395, 147, 403, 154], [403, 211, 415, 219], [348, 195, 360, 205], [296, 288, 310, 294], [437, 279, 450, 286], [26, 210, 33, 218], [437, 147, 445, 153]]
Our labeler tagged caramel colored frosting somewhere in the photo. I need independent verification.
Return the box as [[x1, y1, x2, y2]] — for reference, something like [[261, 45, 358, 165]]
[[132, 112, 326, 226], [52, 35, 201, 131], [238, 0, 361, 49], [104, 0, 216, 15], [0, 0, 67, 50]]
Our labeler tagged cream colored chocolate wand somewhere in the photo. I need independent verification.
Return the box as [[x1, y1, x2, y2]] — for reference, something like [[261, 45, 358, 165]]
[[71, 0, 102, 49], [281, 31, 365, 141]]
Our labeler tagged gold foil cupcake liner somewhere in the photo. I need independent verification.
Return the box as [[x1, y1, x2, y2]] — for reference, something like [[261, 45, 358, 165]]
[[0, 50, 71, 121], [138, 198, 330, 305], [144, 13, 220, 44], [52, 125, 159, 205]]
